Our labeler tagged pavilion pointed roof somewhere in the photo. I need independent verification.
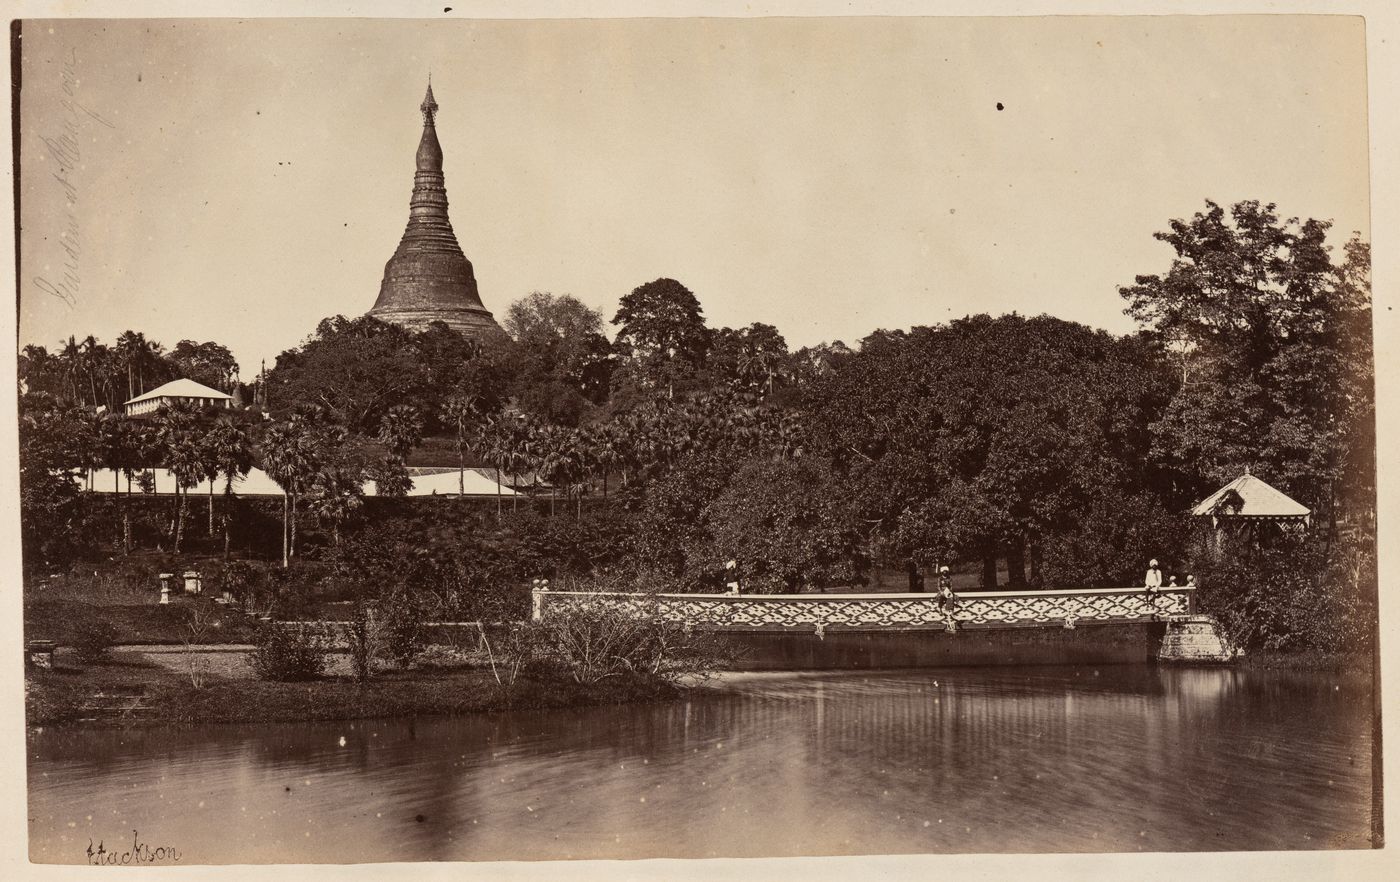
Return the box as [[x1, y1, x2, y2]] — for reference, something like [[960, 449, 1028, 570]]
[[1191, 472, 1311, 520]]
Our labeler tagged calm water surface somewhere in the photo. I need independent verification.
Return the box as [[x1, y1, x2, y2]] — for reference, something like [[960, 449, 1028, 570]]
[[28, 666, 1376, 863]]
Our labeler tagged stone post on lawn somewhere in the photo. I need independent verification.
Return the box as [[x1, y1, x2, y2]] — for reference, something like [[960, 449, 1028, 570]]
[[531, 578, 550, 623]]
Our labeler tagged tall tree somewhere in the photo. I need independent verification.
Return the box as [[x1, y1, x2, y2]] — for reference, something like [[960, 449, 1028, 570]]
[[504, 291, 613, 422], [440, 392, 480, 496], [261, 409, 342, 566], [612, 278, 711, 400], [266, 315, 426, 432], [203, 418, 254, 557], [155, 400, 203, 552], [115, 331, 145, 400], [59, 336, 83, 405], [1119, 200, 1372, 527], [170, 340, 240, 392], [17, 394, 88, 570]]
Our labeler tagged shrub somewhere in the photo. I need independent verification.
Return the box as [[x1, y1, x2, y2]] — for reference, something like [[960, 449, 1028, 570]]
[[248, 622, 328, 681], [217, 559, 264, 606], [1194, 532, 1377, 654], [343, 600, 384, 683], [72, 620, 120, 665], [264, 562, 327, 620], [478, 621, 548, 700], [380, 591, 427, 669], [534, 579, 732, 687]]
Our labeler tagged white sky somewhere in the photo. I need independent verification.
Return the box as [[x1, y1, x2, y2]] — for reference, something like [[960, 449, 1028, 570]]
[[16, 15, 1370, 376]]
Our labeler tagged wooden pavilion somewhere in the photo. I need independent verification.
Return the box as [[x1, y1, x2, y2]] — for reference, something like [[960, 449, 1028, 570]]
[[1191, 469, 1311, 557]]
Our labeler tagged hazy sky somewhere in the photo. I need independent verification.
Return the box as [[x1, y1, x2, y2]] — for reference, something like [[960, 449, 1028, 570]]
[[16, 15, 1370, 378]]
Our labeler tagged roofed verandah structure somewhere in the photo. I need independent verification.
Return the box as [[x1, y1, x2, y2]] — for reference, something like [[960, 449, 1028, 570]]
[[1191, 469, 1311, 557], [125, 378, 233, 417], [367, 82, 503, 339], [1190, 470, 1312, 527]]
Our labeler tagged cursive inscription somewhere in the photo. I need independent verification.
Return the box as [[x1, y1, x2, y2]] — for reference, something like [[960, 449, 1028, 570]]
[[85, 829, 181, 866], [32, 46, 114, 308]]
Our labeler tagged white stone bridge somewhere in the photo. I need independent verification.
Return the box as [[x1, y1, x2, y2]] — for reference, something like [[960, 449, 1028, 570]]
[[531, 586, 1196, 634]]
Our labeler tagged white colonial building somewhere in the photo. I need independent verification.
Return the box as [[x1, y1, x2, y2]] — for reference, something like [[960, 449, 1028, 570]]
[[124, 378, 233, 416]]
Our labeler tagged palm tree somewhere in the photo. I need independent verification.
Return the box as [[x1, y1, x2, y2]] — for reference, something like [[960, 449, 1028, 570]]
[[59, 336, 83, 405], [167, 437, 205, 553], [440, 392, 479, 496], [306, 465, 365, 546], [584, 423, 623, 499], [19, 344, 58, 396], [115, 331, 146, 401], [475, 417, 506, 519], [540, 426, 588, 518], [156, 400, 202, 552], [92, 413, 139, 552], [80, 335, 103, 408], [204, 419, 253, 557], [261, 409, 340, 566], [378, 404, 424, 461], [260, 422, 301, 568], [504, 416, 536, 514]]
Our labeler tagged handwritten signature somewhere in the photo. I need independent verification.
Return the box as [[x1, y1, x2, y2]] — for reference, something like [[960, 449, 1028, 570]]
[[32, 45, 114, 308], [86, 829, 181, 866]]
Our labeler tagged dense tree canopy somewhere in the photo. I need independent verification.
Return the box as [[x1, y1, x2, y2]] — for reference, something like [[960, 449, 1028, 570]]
[[611, 277, 711, 400], [168, 340, 240, 392], [1120, 200, 1373, 527], [501, 292, 613, 425], [804, 314, 1174, 584], [266, 316, 504, 434]]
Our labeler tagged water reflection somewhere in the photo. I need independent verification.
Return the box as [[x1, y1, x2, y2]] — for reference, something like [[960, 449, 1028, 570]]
[[28, 666, 1374, 863]]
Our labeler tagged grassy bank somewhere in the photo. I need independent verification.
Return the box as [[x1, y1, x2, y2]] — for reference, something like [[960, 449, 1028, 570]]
[[1232, 648, 1374, 675], [25, 654, 682, 729], [24, 598, 261, 647]]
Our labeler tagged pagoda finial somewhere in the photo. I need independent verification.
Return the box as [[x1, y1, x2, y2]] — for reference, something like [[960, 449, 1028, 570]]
[[421, 79, 438, 125]]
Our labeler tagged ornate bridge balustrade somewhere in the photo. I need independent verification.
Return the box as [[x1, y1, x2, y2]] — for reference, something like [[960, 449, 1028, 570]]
[[531, 587, 1194, 633]]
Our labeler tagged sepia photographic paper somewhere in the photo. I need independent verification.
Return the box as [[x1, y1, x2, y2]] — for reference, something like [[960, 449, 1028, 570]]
[[3, 2, 1397, 880]]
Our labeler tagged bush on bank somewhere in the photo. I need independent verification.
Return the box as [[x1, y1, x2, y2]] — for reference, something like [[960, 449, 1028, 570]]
[[249, 622, 329, 681], [1193, 531, 1377, 655]]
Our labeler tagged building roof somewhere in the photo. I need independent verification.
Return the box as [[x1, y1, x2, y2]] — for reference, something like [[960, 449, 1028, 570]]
[[125, 378, 233, 406], [372, 466, 517, 497], [1191, 472, 1311, 519]]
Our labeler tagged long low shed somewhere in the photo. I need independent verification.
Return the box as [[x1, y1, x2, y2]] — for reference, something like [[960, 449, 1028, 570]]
[[77, 466, 517, 498]]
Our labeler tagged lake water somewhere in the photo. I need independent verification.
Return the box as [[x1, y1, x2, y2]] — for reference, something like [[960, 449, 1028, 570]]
[[27, 665, 1377, 864]]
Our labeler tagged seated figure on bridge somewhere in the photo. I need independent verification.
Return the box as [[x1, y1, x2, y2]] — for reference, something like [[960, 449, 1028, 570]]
[[1144, 559, 1163, 592], [1143, 558, 1164, 618], [938, 567, 956, 608]]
